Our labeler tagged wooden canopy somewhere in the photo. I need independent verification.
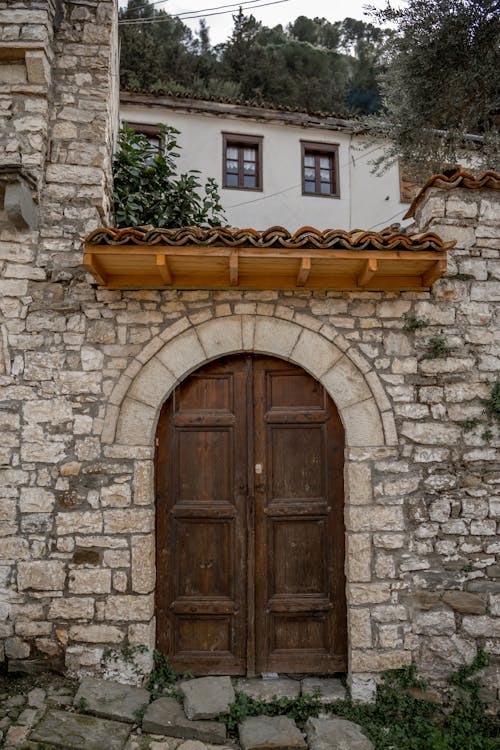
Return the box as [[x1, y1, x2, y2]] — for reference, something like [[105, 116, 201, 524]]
[[83, 226, 452, 291]]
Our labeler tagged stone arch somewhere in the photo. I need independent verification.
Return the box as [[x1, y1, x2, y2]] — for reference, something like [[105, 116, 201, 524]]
[[105, 312, 400, 695], [107, 313, 396, 449]]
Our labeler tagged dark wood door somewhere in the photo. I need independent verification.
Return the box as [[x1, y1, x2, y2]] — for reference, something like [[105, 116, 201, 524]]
[[156, 355, 346, 675]]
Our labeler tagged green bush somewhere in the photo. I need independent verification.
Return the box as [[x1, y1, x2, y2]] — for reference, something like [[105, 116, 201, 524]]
[[112, 125, 226, 229]]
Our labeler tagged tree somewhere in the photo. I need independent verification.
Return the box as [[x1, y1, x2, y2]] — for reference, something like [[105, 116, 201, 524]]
[[113, 126, 226, 228], [371, 0, 500, 177]]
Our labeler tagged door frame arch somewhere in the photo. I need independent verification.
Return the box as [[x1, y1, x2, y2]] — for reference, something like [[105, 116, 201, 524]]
[[104, 312, 402, 694]]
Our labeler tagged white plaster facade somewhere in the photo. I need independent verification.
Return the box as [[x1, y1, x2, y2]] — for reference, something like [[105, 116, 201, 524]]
[[120, 94, 410, 232]]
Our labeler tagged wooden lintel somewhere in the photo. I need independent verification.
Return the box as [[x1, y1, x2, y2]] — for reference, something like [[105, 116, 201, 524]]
[[358, 258, 378, 287], [229, 251, 239, 287], [83, 252, 107, 286], [422, 259, 446, 287], [156, 254, 172, 285], [296, 257, 311, 287]]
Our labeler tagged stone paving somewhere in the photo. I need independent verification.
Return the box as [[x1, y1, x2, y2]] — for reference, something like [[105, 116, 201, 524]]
[[0, 674, 372, 750]]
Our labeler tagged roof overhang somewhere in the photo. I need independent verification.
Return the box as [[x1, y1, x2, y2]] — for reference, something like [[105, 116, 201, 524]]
[[83, 226, 452, 291]]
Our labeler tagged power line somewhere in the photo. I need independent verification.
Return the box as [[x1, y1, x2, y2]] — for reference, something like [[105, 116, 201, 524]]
[[118, 0, 292, 24], [120, 0, 269, 18], [119, 0, 170, 14]]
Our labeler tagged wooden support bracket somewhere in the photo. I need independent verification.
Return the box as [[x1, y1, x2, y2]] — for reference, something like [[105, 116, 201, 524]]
[[83, 252, 107, 286], [358, 258, 378, 287], [156, 254, 172, 285], [229, 250, 239, 287], [422, 258, 446, 287], [296, 257, 311, 287]]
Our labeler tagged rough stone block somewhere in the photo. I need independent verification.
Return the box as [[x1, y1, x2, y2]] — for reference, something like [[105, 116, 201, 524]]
[[301, 678, 346, 703], [49, 598, 94, 620], [131, 534, 155, 593], [18, 561, 65, 591], [239, 716, 306, 750], [73, 677, 150, 723], [253, 317, 301, 359], [235, 678, 301, 702], [442, 591, 486, 614], [128, 357, 176, 409], [30, 709, 131, 750], [322, 356, 372, 410], [181, 676, 235, 720], [305, 716, 373, 750], [104, 594, 154, 621], [143, 697, 226, 743], [69, 569, 111, 595]]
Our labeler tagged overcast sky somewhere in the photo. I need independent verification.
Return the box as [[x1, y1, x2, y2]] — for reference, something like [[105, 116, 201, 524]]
[[118, 0, 402, 45]]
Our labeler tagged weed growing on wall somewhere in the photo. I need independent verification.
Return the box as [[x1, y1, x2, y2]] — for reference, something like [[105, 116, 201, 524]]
[[402, 313, 428, 331], [484, 380, 500, 423], [424, 336, 451, 359]]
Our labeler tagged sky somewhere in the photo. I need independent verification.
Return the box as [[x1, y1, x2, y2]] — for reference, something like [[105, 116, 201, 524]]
[[118, 0, 401, 45]]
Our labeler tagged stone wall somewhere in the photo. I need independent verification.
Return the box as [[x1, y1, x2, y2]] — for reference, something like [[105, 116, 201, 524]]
[[0, 1, 499, 709]]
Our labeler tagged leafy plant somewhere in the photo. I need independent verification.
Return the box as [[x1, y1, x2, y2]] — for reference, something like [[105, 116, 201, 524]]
[[113, 125, 226, 229], [145, 649, 181, 701], [461, 418, 478, 432], [424, 336, 451, 359], [484, 380, 500, 423], [482, 429, 493, 442], [403, 313, 428, 331]]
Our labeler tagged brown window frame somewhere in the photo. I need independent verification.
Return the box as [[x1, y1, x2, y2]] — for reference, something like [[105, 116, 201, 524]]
[[125, 122, 163, 152], [301, 140, 340, 198], [222, 132, 263, 191]]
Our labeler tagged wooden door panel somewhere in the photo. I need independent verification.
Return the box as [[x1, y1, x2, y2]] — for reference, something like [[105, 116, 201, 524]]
[[254, 357, 346, 674], [175, 428, 233, 503], [269, 425, 324, 499], [156, 357, 248, 674], [270, 518, 328, 596]]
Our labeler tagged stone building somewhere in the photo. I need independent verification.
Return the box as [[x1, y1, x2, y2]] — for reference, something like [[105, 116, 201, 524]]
[[0, 0, 499, 708]]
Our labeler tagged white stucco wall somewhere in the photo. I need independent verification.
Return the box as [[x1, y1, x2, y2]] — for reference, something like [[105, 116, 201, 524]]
[[120, 101, 410, 232]]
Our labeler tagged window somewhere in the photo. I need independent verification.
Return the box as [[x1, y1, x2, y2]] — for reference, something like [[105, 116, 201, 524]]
[[301, 141, 339, 198], [222, 133, 263, 190], [125, 122, 162, 152]]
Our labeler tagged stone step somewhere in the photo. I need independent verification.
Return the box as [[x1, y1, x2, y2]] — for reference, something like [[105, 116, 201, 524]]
[[305, 717, 374, 750], [142, 697, 227, 744], [234, 678, 301, 702], [73, 677, 150, 723], [30, 709, 132, 750], [180, 676, 235, 720], [238, 716, 306, 750], [300, 678, 346, 704]]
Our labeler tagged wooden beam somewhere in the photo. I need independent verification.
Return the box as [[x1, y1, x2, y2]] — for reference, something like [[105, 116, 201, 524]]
[[83, 252, 107, 286], [229, 250, 239, 287], [422, 258, 446, 287], [358, 258, 378, 287], [156, 254, 172, 285], [296, 257, 311, 287]]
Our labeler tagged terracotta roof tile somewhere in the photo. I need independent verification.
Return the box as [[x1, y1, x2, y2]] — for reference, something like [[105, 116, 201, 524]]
[[404, 169, 500, 219], [85, 225, 454, 252]]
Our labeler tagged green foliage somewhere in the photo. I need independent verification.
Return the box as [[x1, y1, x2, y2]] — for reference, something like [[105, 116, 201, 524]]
[[75, 696, 89, 712], [484, 380, 500, 423], [119, 1, 391, 116], [461, 418, 479, 432], [482, 429, 493, 442], [370, 0, 500, 177], [113, 125, 225, 228], [145, 649, 186, 701], [219, 691, 322, 732], [424, 336, 451, 359], [102, 637, 149, 677], [219, 656, 498, 749], [133, 702, 149, 724], [403, 313, 428, 331]]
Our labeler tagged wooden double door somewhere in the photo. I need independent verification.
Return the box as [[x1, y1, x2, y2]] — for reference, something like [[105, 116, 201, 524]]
[[156, 355, 346, 675]]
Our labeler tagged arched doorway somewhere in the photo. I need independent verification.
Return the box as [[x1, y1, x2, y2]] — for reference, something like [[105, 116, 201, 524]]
[[155, 354, 347, 676]]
